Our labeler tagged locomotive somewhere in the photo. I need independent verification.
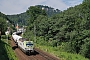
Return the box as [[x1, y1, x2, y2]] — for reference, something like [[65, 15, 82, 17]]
[[12, 32, 34, 55]]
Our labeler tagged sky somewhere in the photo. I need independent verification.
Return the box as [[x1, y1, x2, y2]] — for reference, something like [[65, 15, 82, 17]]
[[0, 0, 83, 15]]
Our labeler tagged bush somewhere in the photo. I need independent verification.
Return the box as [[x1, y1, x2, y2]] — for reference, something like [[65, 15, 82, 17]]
[[0, 38, 18, 60], [36, 36, 48, 45], [36, 44, 89, 60], [1, 35, 6, 39], [49, 40, 58, 47], [79, 38, 90, 58], [62, 42, 76, 53]]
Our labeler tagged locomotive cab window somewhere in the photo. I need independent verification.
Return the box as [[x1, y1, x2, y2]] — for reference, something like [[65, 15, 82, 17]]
[[26, 42, 33, 46]]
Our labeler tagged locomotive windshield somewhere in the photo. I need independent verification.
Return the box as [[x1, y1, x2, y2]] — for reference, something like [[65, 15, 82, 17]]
[[26, 42, 33, 46]]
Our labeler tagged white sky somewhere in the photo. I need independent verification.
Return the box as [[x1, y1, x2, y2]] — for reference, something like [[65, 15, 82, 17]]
[[0, 0, 83, 15]]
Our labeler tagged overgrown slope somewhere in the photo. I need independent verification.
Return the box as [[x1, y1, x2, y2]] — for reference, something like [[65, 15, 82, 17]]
[[24, 0, 90, 59]]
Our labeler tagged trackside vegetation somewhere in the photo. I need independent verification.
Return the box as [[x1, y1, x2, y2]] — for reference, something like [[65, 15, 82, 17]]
[[36, 41, 89, 60], [1, 0, 90, 60], [24, 0, 90, 60], [0, 35, 18, 60]]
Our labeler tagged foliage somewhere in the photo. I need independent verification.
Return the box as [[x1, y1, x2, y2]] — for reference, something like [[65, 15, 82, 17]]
[[36, 44, 89, 60], [5, 42, 18, 60], [0, 40, 9, 60], [7, 5, 60, 27], [26, 6, 47, 23], [79, 37, 90, 58], [36, 5, 61, 17], [7, 12, 29, 27], [24, 0, 90, 59], [2, 0, 90, 59], [0, 17, 7, 34], [0, 39, 18, 60]]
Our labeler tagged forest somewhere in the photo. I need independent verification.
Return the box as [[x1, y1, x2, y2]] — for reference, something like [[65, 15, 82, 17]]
[[7, 5, 60, 27], [24, 0, 90, 59], [0, 0, 90, 59], [0, 12, 7, 35]]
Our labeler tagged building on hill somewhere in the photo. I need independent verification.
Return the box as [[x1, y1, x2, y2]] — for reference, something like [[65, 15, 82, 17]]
[[36, 5, 61, 17]]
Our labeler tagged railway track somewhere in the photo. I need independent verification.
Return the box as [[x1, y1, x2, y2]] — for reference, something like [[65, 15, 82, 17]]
[[10, 38, 60, 60], [34, 48, 59, 60]]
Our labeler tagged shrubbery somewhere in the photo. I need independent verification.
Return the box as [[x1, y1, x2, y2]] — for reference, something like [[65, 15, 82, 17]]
[[0, 38, 18, 60], [24, 0, 90, 59]]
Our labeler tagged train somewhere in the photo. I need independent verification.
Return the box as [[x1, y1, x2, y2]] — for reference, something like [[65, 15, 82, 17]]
[[12, 32, 34, 55]]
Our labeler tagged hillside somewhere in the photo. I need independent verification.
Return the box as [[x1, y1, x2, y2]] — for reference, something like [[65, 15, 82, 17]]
[[0, 12, 8, 35], [24, 0, 90, 59], [6, 5, 60, 27], [7, 12, 29, 27], [36, 5, 61, 17], [1, 0, 90, 59]]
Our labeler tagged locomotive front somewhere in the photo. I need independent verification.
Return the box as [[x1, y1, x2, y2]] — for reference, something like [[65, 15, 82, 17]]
[[24, 41, 34, 54]]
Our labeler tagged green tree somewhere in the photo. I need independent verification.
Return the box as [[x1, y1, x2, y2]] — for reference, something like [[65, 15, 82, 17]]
[[0, 17, 7, 40], [26, 6, 47, 36], [26, 6, 47, 24], [0, 17, 7, 34]]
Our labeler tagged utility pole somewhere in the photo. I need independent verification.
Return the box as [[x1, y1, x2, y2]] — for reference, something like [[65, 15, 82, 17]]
[[34, 23, 36, 43], [0, 31, 1, 41], [5, 31, 9, 44]]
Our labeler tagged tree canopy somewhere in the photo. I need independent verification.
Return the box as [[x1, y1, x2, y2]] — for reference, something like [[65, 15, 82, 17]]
[[24, 0, 90, 59], [0, 12, 7, 35], [2, 0, 90, 59]]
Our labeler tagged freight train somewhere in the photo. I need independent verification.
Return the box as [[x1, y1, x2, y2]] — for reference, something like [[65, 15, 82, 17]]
[[12, 32, 34, 55]]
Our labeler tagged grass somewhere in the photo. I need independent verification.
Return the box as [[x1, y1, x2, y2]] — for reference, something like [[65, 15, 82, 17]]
[[0, 40, 9, 60], [0, 35, 18, 60], [36, 44, 89, 60]]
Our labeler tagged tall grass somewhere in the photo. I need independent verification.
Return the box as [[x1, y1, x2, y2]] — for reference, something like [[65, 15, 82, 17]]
[[36, 44, 89, 60], [0, 35, 18, 60]]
